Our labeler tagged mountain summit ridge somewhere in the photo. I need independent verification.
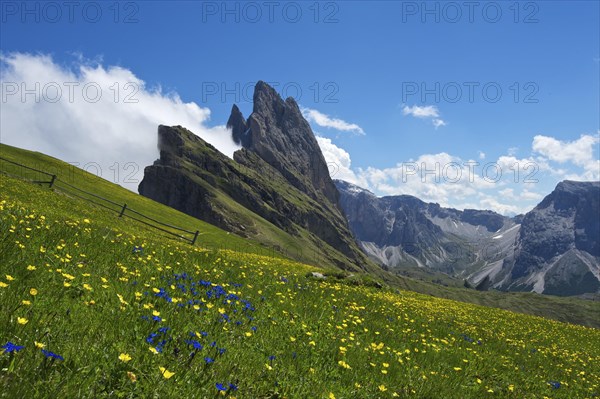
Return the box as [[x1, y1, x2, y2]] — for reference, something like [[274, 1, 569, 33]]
[[228, 80, 338, 203]]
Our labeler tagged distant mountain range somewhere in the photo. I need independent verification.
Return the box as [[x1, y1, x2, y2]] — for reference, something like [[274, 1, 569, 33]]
[[138, 81, 599, 297], [336, 180, 600, 296]]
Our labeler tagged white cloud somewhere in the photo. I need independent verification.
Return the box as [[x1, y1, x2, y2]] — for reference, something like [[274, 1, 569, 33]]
[[402, 105, 440, 118], [432, 119, 446, 128], [499, 188, 515, 199], [315, 136, 362, 184], [520, 189, 543, 201], [478, 195, 523, 216], [402, 104, 447, 129], [0, 53, 240, 192], [532, 134, 600, 180], [301, 107, 365, 135], [478, 151, 486, 160]]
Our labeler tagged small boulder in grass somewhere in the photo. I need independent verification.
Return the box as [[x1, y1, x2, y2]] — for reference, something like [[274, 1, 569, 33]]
[[310, 272, 326, 279]]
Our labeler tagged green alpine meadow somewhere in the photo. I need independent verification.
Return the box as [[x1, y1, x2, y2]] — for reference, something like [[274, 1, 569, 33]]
[[1, 145, 599, 398]]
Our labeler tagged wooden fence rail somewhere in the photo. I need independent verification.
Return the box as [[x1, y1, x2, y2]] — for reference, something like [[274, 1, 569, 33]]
[[0, 156, 200, 245]]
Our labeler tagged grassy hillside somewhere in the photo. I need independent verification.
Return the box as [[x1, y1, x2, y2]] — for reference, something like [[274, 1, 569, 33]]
[[1, 143, 599, 330], [0, 144, 282, 257], [1, 175, 599, 398], [1, 147, 600, 398]]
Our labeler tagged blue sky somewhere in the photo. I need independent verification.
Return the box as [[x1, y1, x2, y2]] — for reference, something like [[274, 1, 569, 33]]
[[1, 1, 599, 214]]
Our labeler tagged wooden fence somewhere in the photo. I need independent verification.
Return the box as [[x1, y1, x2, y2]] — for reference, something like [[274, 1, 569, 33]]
[[0, 156, 199, 245]]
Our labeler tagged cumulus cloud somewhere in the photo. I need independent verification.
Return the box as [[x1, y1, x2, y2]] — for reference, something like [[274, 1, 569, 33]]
[[478, 195, 524, 216], [402, 104, 446, 129], [0, 52, 240, 192], [301, 107, 365, 135], [532, 133, 600, 180], [315, 135, 366, 185]]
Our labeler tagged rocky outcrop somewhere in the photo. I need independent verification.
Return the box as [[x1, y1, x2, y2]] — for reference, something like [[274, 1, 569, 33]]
[[139, 82, 374, 273], [226, 104, 249, 147], [503, 181, 600, 295], [240, 81, 338, 203]]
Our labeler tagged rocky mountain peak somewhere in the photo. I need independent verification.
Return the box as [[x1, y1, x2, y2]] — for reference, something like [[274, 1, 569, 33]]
[[252, 80, 286, 116], [228, 81, 338, 203], [226, 104, 249, 147], [509, 180, 600, 294], [538, 180, 600, 211], [556, 180, 600, 193]]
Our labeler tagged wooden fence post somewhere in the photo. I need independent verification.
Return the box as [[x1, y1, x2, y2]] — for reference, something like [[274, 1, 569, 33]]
[[49, 175, 56, 188], [191, 230, 199, 245], [119, 203, 127, 217]]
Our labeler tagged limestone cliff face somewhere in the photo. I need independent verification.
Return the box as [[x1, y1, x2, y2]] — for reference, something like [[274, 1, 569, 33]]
[[505, 181, 600, 295], [139, 82, 373, 272], [229, 81, 338, 204]]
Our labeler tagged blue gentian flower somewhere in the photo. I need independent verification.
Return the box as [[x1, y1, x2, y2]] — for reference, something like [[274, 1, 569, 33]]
[[186, 340, 203, 350], [2, 342, 24, 353], [41, 349, 64, 360], [146, 332, 158, 344], [216, 383, 227, 391]]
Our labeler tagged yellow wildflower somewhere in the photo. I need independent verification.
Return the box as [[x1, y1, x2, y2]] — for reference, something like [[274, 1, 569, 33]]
[[119, 353, 132, 362], [159, 366, 174, 379]]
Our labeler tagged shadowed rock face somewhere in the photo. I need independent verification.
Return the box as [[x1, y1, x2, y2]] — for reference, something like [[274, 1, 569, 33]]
[[226, 104, 249, 147], [506, 181, 600, 295], [235, 81, 339, 204], [336, 179, 600, 296], [138, 82, 373, 272]]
